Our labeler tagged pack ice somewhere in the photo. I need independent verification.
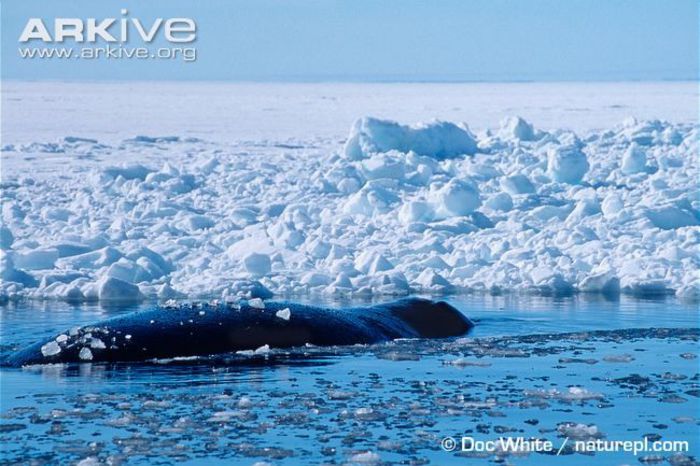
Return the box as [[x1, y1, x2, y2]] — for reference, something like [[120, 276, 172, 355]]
[[1, 116, 698, 303]]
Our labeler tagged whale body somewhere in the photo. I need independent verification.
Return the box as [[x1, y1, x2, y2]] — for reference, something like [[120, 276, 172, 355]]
[[2, 298, 473, 367]]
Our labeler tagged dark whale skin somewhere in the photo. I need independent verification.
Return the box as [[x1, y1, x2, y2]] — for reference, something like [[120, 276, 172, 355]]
[[2, 298, 473, 367]]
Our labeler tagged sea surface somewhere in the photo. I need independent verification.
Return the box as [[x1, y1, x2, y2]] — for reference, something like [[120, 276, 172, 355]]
[[1, 295, 698, 465]]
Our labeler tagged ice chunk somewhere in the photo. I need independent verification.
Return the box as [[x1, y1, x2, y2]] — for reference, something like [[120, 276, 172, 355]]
[[355, 251, 394, 274], [532, 274, 575, 296], [106, 259, 152, 283], [547, 144, 589, 184], [623, 279, 670, 298], [301, 272, 332, 286], [328, 273, 354, 292], [78, 347, 93, 361], [306, 238, 331, 259], [157, 283, 183, 299], [557, 422, 603, 441], [243, 252, 271, 277], [76, 457, 100, 466], [0, 251, 38, 287], [61, 247, 123, 270], [275, 307, 291, 320], [62, 286, 85, 303], [621, 143, 647, 174], [500, 174, 535, 195], [484, 192, 513, 211], [415, 269, 453, 292], [360, 153, 407, 180], [398, 201, 435, 224], [349, 451, 380, 464], [337, 177, 362, 194], [645, 206, 699, 230], [187, 214, 215, 230], [579, 272, 620, 295], [248, 297, 265, 309], [676, 281, 700, 302], [601, 193, 624, 218], [254, 344, 270, 354], [343, 182, 400, 216], [103, 164, 152, 180], [567, 198, 601, 222], [41, 207, 72, 222], [499, 116, 536, 141], [0, 226, 13, 250], [53, 243, 93, 258], [562, 386, 604, 401], [90, 338, 106, 349], [433, 179, 481, 217], [13, 248, 58, 270], [238, 396, 254, 408], [41, 341, 61, 357], [97, 277, 143, 303], [344, 117, 476, 160]]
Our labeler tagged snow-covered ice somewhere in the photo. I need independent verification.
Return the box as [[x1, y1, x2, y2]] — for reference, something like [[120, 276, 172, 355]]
[[1, 82, 697, 302]]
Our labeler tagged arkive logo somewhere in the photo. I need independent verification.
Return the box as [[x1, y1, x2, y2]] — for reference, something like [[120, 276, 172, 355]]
[[19, 9, 196, 43]]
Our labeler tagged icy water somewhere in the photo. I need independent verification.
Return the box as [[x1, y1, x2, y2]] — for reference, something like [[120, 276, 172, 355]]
[[1, 295, 698, 466]]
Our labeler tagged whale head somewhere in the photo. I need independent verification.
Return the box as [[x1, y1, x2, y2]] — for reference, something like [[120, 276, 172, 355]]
[[384, 297, 474, 338]]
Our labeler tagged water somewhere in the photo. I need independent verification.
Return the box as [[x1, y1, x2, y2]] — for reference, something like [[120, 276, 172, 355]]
[[1, 295, 698, 465]]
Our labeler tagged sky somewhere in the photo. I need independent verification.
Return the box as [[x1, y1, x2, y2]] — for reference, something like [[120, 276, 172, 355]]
[[1, 0, 698, 82]]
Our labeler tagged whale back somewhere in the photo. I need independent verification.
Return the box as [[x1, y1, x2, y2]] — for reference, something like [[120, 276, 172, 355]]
[[2, 298, 473, 366]]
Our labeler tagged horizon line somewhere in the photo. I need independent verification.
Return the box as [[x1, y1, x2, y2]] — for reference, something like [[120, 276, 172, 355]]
[[2, 77, 698, 85]]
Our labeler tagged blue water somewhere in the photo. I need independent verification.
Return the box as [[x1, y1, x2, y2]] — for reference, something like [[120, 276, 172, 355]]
[[1, 295, 698, 465]]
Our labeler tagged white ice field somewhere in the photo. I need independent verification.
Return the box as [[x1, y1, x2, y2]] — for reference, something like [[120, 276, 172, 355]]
[[1, 81, 698, 303]]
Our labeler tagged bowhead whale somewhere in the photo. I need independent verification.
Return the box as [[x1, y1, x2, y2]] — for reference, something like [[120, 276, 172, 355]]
[[2, 298, 473, 367]]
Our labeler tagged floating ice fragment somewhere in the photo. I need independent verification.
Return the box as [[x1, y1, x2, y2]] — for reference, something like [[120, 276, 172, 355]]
[[557, 422, 604, 441], [248, 298, 265, 309], [76, 457, 100, 466], [603, 354, 634, 363], [349, 451, 381, 464], [254, 344, 270, 354], [275, 307, 291, 321], [90, 338, 106, 349], [445, 357, 491, 367], [562, 387, 604, 401], [78, 347, 93, 361], [237, 396, 253, 408], [41, 341, 61, 357]]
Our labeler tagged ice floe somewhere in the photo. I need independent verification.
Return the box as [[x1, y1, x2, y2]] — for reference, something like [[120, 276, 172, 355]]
[[1, 115, 697, 302]]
